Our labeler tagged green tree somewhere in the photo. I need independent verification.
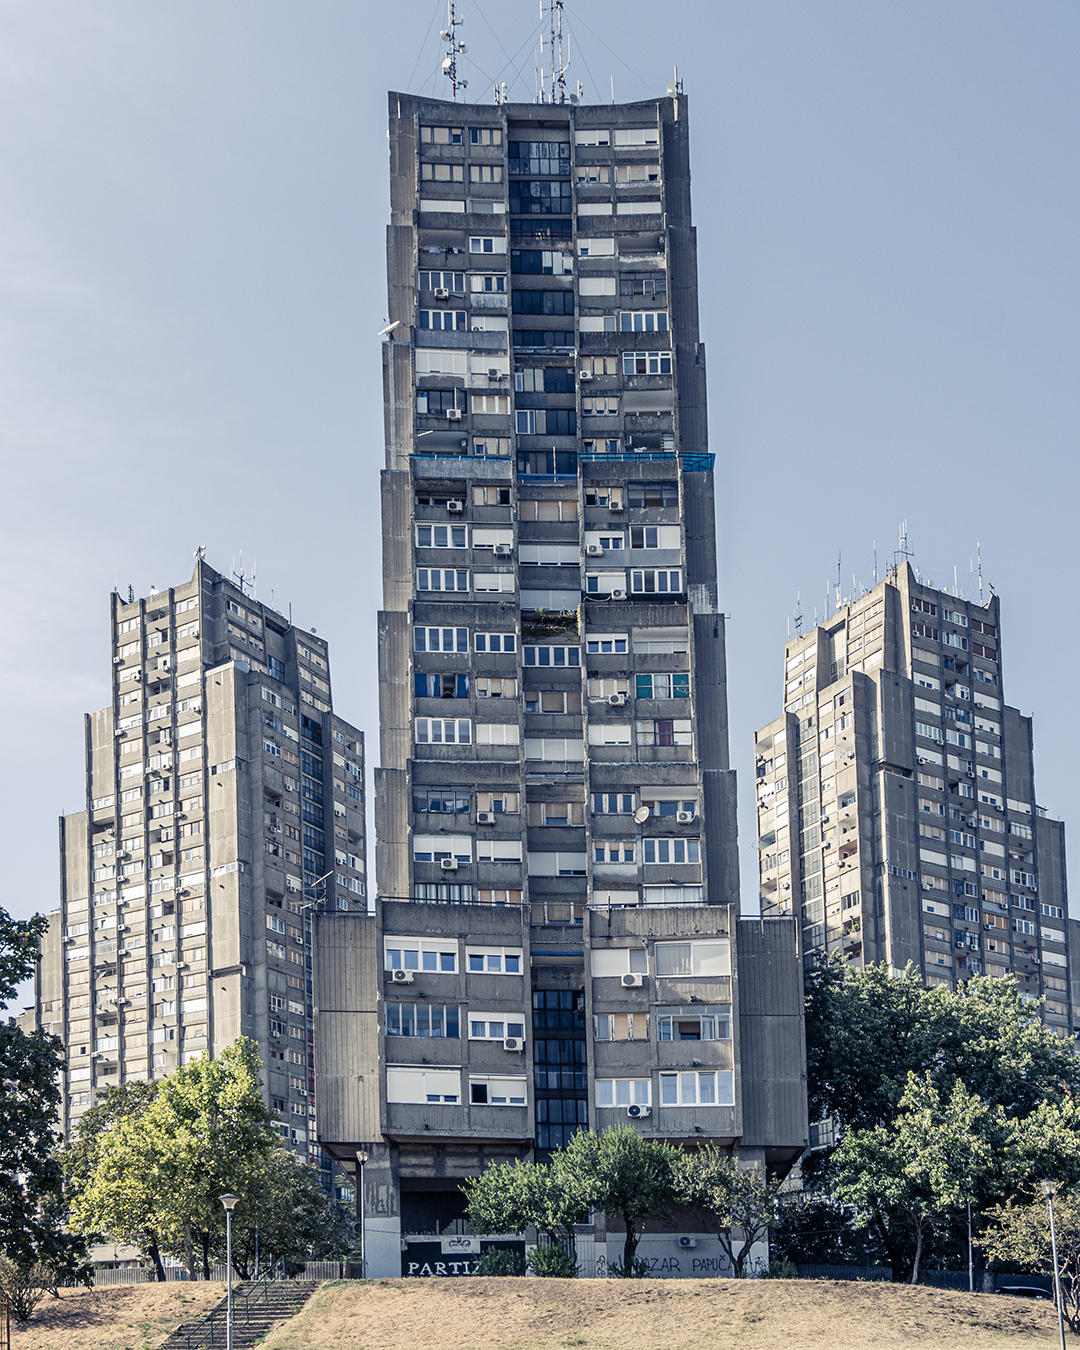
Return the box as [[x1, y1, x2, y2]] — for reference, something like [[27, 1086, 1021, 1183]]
[[805, 959, 1079, 1134], [832, 1073, 1013, 1282], [225, 1150, 357, 1279], [463, 1156, 589, 1277], [557, 1126, 674, 1276], [69, 1040, 280, 1279], [0, 906, 89, 1291], [980, 1189, 1080, 1332], [671, 1148, 784, 1277]]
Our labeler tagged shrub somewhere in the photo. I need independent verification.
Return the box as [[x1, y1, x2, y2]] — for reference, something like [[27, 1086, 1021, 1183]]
[[0, 1257, 56, 1323], [528, 1241, 578, 1278], [476, 1247, 526, 1276], [608, 1254, 652, 1279], [763, 1256, 799, 1279]]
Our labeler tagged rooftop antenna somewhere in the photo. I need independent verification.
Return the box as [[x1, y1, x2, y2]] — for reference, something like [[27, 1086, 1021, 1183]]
[[194, 544, 206, 562], [953, 564, 958, 598], [127, 584, 134, 604], [548, 0, 569, 104], [873, 540, 878, 585], [793, 592, 803, 637], [610, 75, 615, 104], [977, 541, 984, 606], [439, 2, 468, 102], [835, 551, 842, 613]]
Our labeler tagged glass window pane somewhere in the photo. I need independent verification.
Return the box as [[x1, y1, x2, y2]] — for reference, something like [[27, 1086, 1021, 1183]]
[[660, 1074, 677, 1104], [692, 941, 730, 976], [655, 943, 691, 976]]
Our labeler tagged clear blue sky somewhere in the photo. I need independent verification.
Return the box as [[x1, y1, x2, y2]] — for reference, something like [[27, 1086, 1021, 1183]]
[[2, 2, 1078, 1003]]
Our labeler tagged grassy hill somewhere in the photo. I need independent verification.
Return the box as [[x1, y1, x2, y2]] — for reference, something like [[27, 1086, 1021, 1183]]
[[8, 1276, 1065, 1350], [259, 1277, 1062, 1350]]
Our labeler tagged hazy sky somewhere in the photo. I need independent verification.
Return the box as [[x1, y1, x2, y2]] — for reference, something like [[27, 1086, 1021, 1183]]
[[2, 2, 1078, 1004]]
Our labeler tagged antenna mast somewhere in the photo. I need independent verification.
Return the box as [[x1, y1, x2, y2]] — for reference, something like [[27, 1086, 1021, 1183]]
[[977, 540, 983, 606], [440, 2, 469, 102]]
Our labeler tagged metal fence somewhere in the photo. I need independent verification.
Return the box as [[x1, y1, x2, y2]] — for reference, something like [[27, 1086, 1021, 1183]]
[[85, 1261, 349, 1288], [798, 1264, 892, 1283]]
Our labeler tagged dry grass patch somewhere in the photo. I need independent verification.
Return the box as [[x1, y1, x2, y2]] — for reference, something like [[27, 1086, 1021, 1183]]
[[10, 1281, 225, 1350], [259, 1277, 1062, 1350]]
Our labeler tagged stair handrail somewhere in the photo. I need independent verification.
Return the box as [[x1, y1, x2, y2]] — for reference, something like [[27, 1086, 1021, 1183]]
[[182, 1258, 288, 1350]]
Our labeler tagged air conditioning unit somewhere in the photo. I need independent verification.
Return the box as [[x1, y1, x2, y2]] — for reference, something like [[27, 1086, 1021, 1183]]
[[676, 810, 695, 823], [446, 408, 463, 421], [678, 1237, 698, 1249], [114, 728, 125, 737], [608, 693, 626, 707], [447, 500, 464, 513], [579, 370, 593, 381], [434, 287, 450, 300], [621, 972, 645, 988], [626, 1103, 651, 1119], [586, 545, 604, 557], [477, 812, 496, 825], [608, 501, 624, 512], [503, 1037, 525, 1052], [494, 544, 512, 557], [487, 368, 503, 380], [390, 969, 414, 984], [440, 857, 459, 871], [132, 671, 142, 681], [610, 588, 627, 601], [113, 656, 123, 665]]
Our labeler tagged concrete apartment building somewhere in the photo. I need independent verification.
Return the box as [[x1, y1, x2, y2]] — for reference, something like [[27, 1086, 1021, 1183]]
[[753, 562, 1075, 1035], [28, 557, 366, 1176], [315, 89, 807, 1279]]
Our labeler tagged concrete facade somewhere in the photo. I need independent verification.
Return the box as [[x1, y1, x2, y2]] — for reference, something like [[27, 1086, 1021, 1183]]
[[29, 559, 366, 1176], [754, 563, 1074, 1036], [315, 89, 807, 1278]]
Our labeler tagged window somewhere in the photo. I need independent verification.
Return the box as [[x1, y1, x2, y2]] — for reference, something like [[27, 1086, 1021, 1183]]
[[595, 1012, 648, 1041], [588, 677, 629, 700], [417, 525, 467, 548], [516, 409, 578, 435], [512, 331, 575, 352], [384, 939, 458, 973], [470, 236, 507, 254], [590, 840, 640, 868], [655, 940, 730, 977], [592, 793, 635, 815], [478, 790, 520, 814], [528, 801, 585, 825], [475, 676, 517, 698], [585, 634, 627, 654], [475, 723, 519, 745], [630, 526, 681, 550], [413, 786, 470, 815], [386, 1066, 460, 1104], [474, 631, 517, 652], [466, 946, 522, 974], [511, 248, 573, 275], [470, 1076, 527, 1106], [518, 542, 579, 565], [512, 289, 575, 315], [473, 394, 511, 415], [470, 273, 506, 293], [524, 690, 582, 714], [469, 164, 503, 183], [473, 439, 513, 461], [417, 310, 467, 332], [420, 162, 464, 182], [478, 888, 522, 906], [420, 125, 463, 144], [515, 367, 575, 393], [416, 569, 468, 592], [588, 723, 632, 747], [415, 626, 468, 653], [469, 1015, 526, 1040], [419, 270, 466, 293], [631, 569, 682, 594], [576, 164, 610, 184], [643, 839, 700, 865], [582, 395, 619, 416], [660, 1071, 734, 1107], [474, 573, 515, 594], [635, 673, 689, 699], [519, 498, 577, 522], [413, 882, 473, 903], [386, 1003, 460, 1037], [640, 795, 697, 819], [591, 948, 649, 977], [618, 311, 667, 332], [622, 351, 672, 376], [415, 673, 470, 699], [523, 738, 585, 763], [637, 719, 692, 747], [627, 481, 678, 509], [523, 644, 579, 666], [596, 1079, 650, 1107], [470, 127, 503, 146], [415, 718, 472, 744], [619, 270, 665, 293]]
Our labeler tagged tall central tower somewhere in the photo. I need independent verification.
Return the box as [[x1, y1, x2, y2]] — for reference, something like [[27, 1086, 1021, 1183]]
[[315, 89, 806, 1281]]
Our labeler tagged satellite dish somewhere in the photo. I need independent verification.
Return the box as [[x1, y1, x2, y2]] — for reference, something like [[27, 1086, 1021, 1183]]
[[633, 806, 650, 824]]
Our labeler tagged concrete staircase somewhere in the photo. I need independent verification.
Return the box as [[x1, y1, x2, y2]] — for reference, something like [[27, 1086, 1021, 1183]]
[[157, 1280, 320, 1350]]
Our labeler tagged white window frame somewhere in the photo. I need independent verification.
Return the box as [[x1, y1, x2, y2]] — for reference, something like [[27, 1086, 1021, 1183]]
[[465, 945, 523, 974], [596, 1078, 651, 1107], [384, 938, 459, 973]]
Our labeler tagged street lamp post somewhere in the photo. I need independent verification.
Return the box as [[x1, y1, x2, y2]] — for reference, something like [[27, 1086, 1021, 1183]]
[[356, 1151, 369, 1278], [1042, 1180, 1067, 1350], [219, 1194, 240, 1350]]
